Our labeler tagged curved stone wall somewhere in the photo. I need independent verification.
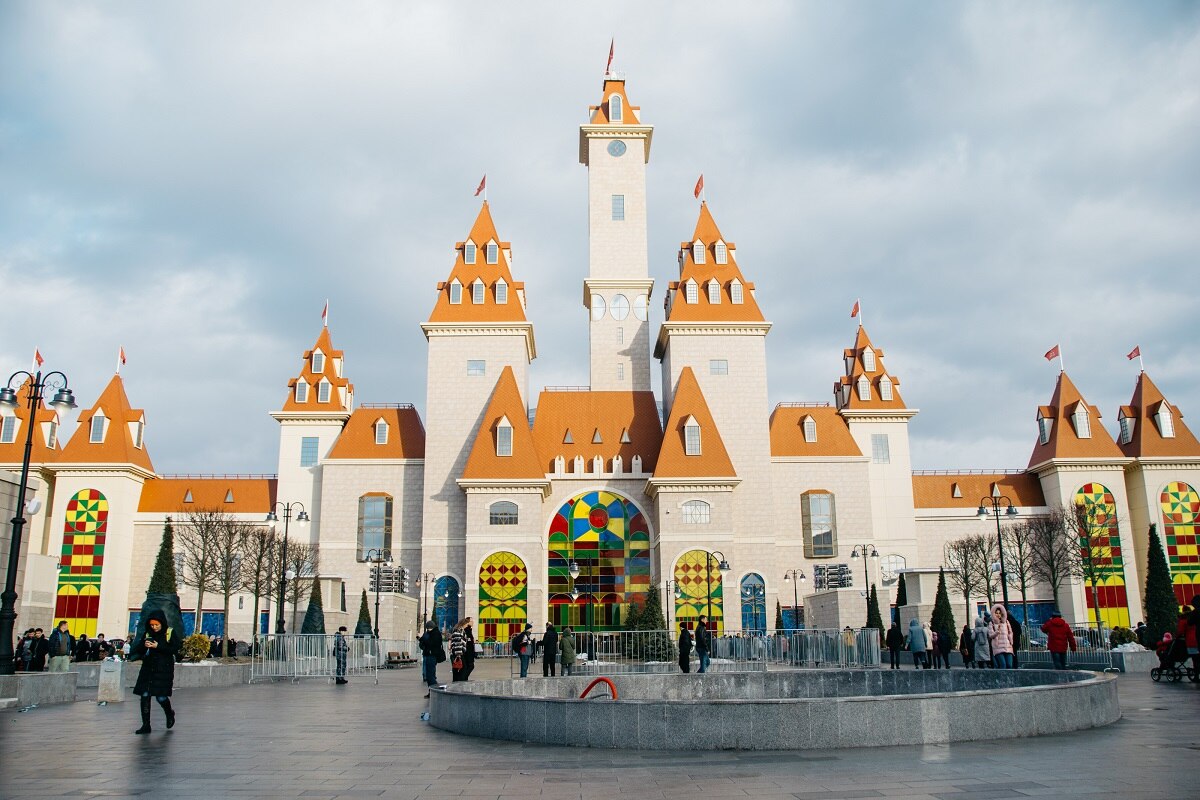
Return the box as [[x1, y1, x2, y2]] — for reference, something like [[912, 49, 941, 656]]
[[429, 669, 1120, 750]]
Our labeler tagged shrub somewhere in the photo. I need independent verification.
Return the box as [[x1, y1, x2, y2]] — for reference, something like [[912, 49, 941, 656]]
[[1109, 626, 1137, 648], [182, 633, 212, 662]]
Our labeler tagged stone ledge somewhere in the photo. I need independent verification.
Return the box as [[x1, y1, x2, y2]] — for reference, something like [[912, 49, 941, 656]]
[[0, 672, 78, 707]]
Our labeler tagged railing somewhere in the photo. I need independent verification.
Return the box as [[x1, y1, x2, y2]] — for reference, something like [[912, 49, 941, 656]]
[[249, 634, 381, 683], [760, 629, 882, 668], [358, 403, 415, 409], [1017, 628, 1117, 672]]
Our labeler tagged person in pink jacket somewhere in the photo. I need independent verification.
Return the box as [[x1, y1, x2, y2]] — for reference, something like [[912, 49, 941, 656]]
[[989, 604, 1014, 669]]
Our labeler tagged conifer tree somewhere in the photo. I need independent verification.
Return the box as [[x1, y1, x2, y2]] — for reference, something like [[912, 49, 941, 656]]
[[136, 517, 184, 641], [301, 578, 326, 634], [895, 572, 908, 607], [1144, 524, 1178, 646], [355, 589, 373, 637], [866, 584, 885, 641], [775, 600, 784, 633], [931, 567, 957, 649]]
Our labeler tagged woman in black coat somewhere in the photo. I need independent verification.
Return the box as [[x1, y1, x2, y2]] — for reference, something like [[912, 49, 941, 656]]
[[131, 610, 182, 734], [677, 620, 693, 673]]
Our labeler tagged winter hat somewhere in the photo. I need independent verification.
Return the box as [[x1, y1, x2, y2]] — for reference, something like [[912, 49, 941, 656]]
[[524, 623, 533, 630], [1050, 610, 1062, 618]]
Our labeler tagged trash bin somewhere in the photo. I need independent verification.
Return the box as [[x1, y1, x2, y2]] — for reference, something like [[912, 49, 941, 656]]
[[97, 658, 127, 703]]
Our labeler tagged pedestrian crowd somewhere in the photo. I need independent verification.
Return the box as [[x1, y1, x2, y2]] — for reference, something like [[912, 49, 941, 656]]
[[14, 622, 124, 672]]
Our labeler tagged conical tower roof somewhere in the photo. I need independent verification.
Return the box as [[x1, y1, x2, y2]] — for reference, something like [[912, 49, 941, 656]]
[[461, 366, 543, 481], [1028, 371, 1124, 467], [0, 376, 62, 466], [282, 326, 354, 413], [427, 202, 528, 325], [58, 375, 153, 471], [653, 367, 736, 479], [664, 202, 765, 325], [1117, 371, 1200, 458], [833, 325, 908, 411]]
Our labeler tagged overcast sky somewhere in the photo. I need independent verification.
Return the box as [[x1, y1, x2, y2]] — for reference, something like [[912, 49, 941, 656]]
[[2, 2, 1198, 476]]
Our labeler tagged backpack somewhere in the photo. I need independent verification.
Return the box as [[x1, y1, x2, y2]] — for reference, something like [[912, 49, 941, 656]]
[[511, 631, 525, 654]]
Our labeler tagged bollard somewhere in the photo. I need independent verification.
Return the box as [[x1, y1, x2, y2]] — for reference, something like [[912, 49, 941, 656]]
[[97, 658, 127, 703]]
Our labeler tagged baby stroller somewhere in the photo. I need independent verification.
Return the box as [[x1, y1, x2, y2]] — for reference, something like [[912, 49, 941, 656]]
[[1150, 636, 1197, 683]]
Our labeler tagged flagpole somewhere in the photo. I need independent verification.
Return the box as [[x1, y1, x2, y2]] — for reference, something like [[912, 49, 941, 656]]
[[1059, 346, 1066, 374]]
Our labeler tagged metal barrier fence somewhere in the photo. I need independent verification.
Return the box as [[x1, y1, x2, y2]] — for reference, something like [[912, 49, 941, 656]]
[[249, 634, 381, 683], [1016, 639, 1116, 672], [509, 628, 881, 676]]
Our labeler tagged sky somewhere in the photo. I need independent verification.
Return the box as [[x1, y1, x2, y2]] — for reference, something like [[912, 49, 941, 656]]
[[2, 2, 1198, 476]]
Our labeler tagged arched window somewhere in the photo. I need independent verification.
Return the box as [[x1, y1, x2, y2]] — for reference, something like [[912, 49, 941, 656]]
[[357, 494, 393, 561], [479, 551, 527, 642], [802, 491, 836, 558], [609, 94, 623, 122], [1073, 404, 1091, 438], [879, 375, 893, 401], [374, 419, 388, 445], [740, 573, 766, 633], [682, 500, 711, 524], [683, 416, 701, 456], [802, 415, 817, 443], [857, 376, 871, 401], [434, 576, 461, 631], [489, 500, 518, 525]]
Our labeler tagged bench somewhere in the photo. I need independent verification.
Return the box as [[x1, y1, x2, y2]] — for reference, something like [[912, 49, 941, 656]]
[[386, 651, 417, 669]]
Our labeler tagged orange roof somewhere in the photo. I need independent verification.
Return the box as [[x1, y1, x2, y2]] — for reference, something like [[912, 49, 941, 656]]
[[327, 405, 425, 460], [663, 203, 765, 325], [769, 405, 863, 458], [588, 78, 642, 125], [461, 367, 543, 480], [833, 325, 908, 411], [1027, 371, 1124, 467], [1117, 372, 1200, 458], [58, 375, 153, 470], [531, 390, 662, 474], [283, 326, 354, 412], [653, 367, 736, 479], [912, 472, 1046, 510], [138, 476, 278, 514], [0, 377, 61, 466], [426, 202, 528, 325]]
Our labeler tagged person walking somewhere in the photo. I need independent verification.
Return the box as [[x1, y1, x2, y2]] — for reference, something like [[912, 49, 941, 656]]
[[449, 619, 470, 682], [694, 615, 711, 673], [959, 623, 974, 668], [972, 617, 992, 668], [28, 628, 48, 671], [559, 625, 577, 676], [907, 619, 927, 669], [47, 621, 74, 673], [937, 626, 954, 669], [541, 622, 559, 677], [333, 626, 349, 684], [988, 604, 1014, 669], [885, 621, 904, 669], [418, 620, 444, 697], [678, 620, 693, 673], [1040, 610, 1076, 670], [460, 617, 476, 680], [15, 629, 34, 671], [131, 610, 181, 734], [512, 623, 533, 678], [929, 629, 943, 668]]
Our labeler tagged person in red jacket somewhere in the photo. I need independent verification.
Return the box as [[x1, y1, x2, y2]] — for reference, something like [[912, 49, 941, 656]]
[[1041, 610, 1077, 670]]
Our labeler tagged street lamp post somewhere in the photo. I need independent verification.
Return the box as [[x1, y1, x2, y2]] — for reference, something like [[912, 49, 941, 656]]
[[850, 544, 880, 616], [365, 548, 391, 639], [782, 569, 807, 631], [0, 369, 77, 675], [265, 501, 309, 634], [704, 550, 731, 634], [664, 578, 682, 632], [419, 572, 435, 627], [977, 495, 1018, 609]]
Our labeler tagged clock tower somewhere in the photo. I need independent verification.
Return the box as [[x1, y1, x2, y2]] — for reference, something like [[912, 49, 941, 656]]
[[580, 75, 654, 392]]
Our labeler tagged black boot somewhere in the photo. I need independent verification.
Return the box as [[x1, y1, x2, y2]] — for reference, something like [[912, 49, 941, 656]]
[[135, 696, 152, 734], [159, 698, 176, 729]]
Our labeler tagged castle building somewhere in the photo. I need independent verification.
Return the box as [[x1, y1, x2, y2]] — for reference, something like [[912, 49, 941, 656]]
[[6, 71, 1199, 643]]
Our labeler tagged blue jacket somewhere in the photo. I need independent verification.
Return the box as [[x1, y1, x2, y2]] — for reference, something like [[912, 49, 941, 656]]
[[47, 629, 74, 658], [907, 620, 927, 652]]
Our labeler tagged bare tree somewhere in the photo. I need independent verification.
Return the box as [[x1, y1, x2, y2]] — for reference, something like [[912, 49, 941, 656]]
[[944, 538, 981, 620], [240, 525, 279, 648], [1073, 499, 1118, 633], [209, 516, 255, 657], [285, 541, 320, 632], [1003, 520, 1038, 626], [1027, 506, 1082, 613], [964, 533, 1000, 608], [176, 507, 225, 634]]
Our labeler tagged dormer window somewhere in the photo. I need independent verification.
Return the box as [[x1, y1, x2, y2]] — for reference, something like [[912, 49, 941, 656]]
[[692, 241, 706, 264], [496, 416, 513, 457], [224, 489, 235, 503], [952, 483, 963, 498], [609, 94, 623, 122], [1156, 404, 1175, 438], [449, 280, 463, 304], [89, 414, 106, 443], [857, 376, 871, 401], [730, 279, 744, 304], [295, 381, 309, 403], [879, 375, 893, 402], [707, 280, 721, 304], [592, 428, 603, 444], [486, 242, 498, 264], [318, 380, 331, 404], [620, 428, 631, 444], [311, 351, 325, 374], [1072, 404, 1091, 439], [715, 242, 728, 264], [183, 489, 193, 503], [1038, 415, 1053, 445], [133, 420, 145, 449], [375, 420, 388, 445], [683, 415, 701, 456], [1119, 415, 1134, 445], [563, 429, 573, 444], [862, 348, 876, 372], [495, 279, 508, 304], [464, 242, 477, 265], [685, 279, 698, 304], [0, 416, 16, 444], [472, 279, 485, 304], [46, 420, 57, 448], [802, 415, 817, 443]]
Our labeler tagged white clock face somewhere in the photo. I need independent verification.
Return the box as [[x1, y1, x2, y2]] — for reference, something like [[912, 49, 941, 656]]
[[590, 294, 606, 321], [610, 294, 629, 320], [607, 139, 627, 157], [634, 294, 648, 321]]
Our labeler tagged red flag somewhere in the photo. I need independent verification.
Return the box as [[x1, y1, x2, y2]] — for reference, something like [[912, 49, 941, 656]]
[[850, 299, 860, 319], [1044, 344, 1060, 362], [694, 174, 704, 199], [321, 300, 329, 324], [1126, 345, 1140, 361], [119, 347, 126, 366], [474, 174, 486, 197], [606, 39, 614, 74], [34, 348, 44, 368]]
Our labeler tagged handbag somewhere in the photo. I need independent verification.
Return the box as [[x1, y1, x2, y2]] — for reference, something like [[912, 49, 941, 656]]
[[452, 656, 464, 670]]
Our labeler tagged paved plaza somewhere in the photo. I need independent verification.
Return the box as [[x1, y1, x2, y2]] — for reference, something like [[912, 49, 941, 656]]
[[1, 660, 1197, 799]]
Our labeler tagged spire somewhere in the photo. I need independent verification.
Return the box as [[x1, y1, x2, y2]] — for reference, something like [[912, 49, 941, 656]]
[[283, 326, 354, 412], [1028, 371, 1123, 467], [0, 376, 61, 466], [1117, 371, 1200, 458], [587, 77, 641, 126], [426, 202, 530, 326], [461, 367, 543, 481], [58, 374, 153, 471], [833, 325, 907, 411], [653, 367, 736, 479]]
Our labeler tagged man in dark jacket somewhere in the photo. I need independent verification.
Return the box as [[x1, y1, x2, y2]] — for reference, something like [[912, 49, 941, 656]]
[[937, 627, 954, 669], [47, 621, 74, 672], [695, 614, 711, 673], [418, 621, 443, 696], [74, 634, 91, 662], [28, 628, 49, 671], [541, 622, 559, 677], [677, 620, 693, 673], [885, 622, 904, 669], [92, 634, 114, 660], [1008, 614, 1022, 669]]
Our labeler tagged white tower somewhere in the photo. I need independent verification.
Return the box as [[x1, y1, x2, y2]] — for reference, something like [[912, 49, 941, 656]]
[[580, 75, 654, 392]]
